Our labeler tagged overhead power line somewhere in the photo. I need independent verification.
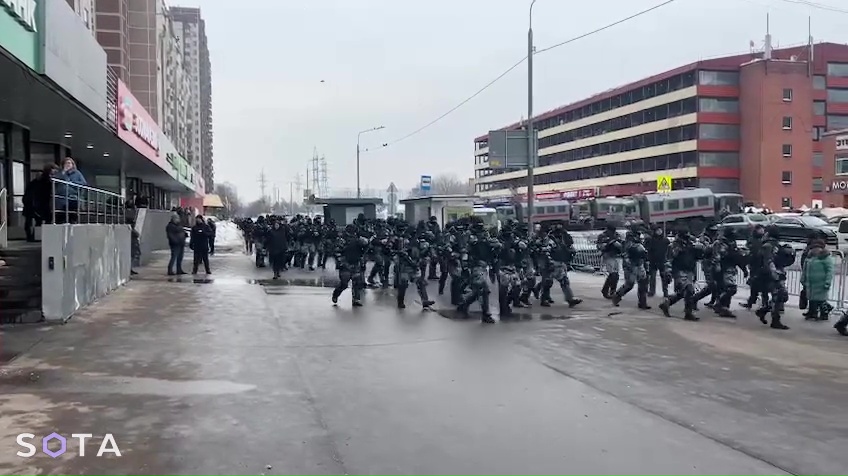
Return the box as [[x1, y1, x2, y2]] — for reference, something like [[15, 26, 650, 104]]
[[776, 0, 848, 14], [380, 0, 679, 149]]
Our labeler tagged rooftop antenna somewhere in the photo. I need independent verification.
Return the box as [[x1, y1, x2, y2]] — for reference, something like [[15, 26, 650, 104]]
[[764, 13, 772, 60], [808, 16, 814, 76]]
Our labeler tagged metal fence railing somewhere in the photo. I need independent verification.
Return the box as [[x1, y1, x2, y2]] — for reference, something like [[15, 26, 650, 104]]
[[0, 187, 7, 248], [51, 178, 125, 225], [569, 234, 848, 311], [106, 66, 118, 132]]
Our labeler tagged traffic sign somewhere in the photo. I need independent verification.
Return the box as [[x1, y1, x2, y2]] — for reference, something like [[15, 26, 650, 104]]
[[657, 175, 672, 194]]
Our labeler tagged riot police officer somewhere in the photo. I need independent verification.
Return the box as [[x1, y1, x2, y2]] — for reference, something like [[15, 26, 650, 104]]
[[596, 224, 623, 299]]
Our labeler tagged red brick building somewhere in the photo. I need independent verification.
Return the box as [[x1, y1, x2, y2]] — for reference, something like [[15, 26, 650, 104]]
[[820, 130, 848, 208], [473, 42, 848, 210]]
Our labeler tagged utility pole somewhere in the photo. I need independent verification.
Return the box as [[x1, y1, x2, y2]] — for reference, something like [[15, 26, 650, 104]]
[[258, 169, 268, 205], [319, 154, 328, 197], [526, 0, 537, 226]]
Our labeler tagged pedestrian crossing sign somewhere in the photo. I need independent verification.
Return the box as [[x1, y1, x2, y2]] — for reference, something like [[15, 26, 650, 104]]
[[657, 175, 672, 193]]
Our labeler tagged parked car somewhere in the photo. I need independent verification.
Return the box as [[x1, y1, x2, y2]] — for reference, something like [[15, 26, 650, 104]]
[[768, 215, 838, 247], [716, 213, 770, 238]]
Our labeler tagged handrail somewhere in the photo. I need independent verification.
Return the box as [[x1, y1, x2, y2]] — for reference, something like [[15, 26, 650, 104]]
[[0, 187, 7, 249], [50, 177, 126, 225]]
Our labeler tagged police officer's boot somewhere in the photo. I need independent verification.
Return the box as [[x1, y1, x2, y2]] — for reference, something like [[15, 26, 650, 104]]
[[397, 285, 407, 309], [608, 273, 620, 300], [331, 287, 342, 305], [637, 288, 651, 310], [480, 293, 495, 324], [601, 275, 613, 299], [770, 311, 789, 330], [540, 283, 554, 307], [755, 303, 772, 324], [683, 299, 699, 321], [834, 312, 848, 336], [450, 280, 462, 306], [438, 275, 447, 295], [499, 289, 512, 317]]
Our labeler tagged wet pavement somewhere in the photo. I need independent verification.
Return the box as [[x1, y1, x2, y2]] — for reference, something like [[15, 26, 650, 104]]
[[0, 249, 846, 474]]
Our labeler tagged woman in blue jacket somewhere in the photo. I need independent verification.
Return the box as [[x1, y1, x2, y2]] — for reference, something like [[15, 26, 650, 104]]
[[54, 157, 87, 224]]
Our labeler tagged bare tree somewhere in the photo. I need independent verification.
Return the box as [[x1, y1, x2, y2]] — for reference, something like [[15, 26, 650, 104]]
[[214, 182, 242, 217], [410, 174, 472, 197]]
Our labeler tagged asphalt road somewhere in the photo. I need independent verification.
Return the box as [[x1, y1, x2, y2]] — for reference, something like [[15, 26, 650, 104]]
[[0, 250, 845, 474]]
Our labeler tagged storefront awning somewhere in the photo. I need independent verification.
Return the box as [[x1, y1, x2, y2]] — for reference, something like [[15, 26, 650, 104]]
[[0, 50, 190, 193]]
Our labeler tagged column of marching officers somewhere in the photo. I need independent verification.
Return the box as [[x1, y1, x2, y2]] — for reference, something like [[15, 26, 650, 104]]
[[234, 215, 848, 336]]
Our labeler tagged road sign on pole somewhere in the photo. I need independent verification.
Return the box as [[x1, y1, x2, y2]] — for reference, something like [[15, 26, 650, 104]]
[[420, 175, 432, 194], [487, 130, 534, 169], [656, 175, 672, 194]]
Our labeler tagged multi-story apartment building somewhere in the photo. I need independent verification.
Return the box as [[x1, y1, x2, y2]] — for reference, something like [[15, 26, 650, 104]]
[[93, 0, 130, 82], [125, 0, 158, 122], [170, 6, 213, 192], [158, 2, 189, 157], [65, 0, 95, 33], [474, 42, 848, 210]]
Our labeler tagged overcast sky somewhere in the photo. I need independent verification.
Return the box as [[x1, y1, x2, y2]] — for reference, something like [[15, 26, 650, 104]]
[[178, 0, 846, 201]]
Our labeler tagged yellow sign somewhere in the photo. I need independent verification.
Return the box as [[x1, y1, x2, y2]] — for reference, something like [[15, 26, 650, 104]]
[[657, 175, 672, 193]]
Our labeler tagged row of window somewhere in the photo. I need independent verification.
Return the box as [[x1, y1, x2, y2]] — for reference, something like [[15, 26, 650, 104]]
[[537, 124, 698, 167], [537, 98, 698, 150], [531, 71, 698, 132], [478, 151, 700, 192]]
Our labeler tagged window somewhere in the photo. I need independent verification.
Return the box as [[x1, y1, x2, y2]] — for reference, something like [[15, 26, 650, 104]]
[[782, 88, 793, 102], [827, 63, 848, 77], [781, 197, 792, 209], [698, 152, 739, 167], [782, 144, 792, 157], [837, 156, 848, 175], [667, 200, 680, 210], [828, 115, 848, 130], [814, 75, 827, 89], [814, 101, 826, 116], [781, 171, 792, 183], [651, 201, 663, 212], [698, 70, 740, 85], [813, 152, 823, 167], [697, 196, 710, 207], [782, 116, 793, 130], [827, 89, 848, 103], [682, 198, 695, 208], [812, 177, 823, 192], [722, 216, 743, 224], [699, 98, 739, 113], [699, 124, 740, 140], [813, 126, 826, 141]]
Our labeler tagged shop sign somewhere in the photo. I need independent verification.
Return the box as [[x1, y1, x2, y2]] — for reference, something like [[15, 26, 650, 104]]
[[836, 135, 848, 151], [562, 188, 596, 200], [119, 96, 159, 153], [1, 0, 37, 32], [831, 180, 848, 191], [165, 152, 196, 189]]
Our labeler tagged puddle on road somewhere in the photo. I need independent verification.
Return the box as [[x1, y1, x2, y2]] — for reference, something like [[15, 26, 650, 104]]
[[436, 309, 578, 322], [132, 276, 339, 288], [0, 369, 257, 396]]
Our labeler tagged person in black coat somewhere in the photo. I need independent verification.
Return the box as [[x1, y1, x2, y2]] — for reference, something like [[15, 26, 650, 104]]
[[267, 219, 290, 279], [166, 213, 187, 275], [207, 218, 217, 255], [22, 164, 57, 241], [189, 214, 213, 274]]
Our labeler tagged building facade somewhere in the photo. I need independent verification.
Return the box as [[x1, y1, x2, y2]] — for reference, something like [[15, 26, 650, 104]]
[[93, 0, 130, 82], [157, 0, 189, 159], [125, 0, 158, 122], [64, 0, 95, 33], [170, 6, 213, 192], [474, 42, 848, 210]]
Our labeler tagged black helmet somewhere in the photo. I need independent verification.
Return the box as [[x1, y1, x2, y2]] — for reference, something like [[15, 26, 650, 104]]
[[765, 225, 780, 240]]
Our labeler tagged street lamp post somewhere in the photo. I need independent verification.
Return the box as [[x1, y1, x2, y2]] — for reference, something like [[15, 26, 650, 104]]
[[526, 0, 537, 226], [356, 126, 385, 199]]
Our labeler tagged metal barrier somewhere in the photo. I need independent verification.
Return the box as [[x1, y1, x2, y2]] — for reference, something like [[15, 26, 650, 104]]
[[0, 187, 7, 248], [571, 232, 848, 311], [51, 178, 126, 225]]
